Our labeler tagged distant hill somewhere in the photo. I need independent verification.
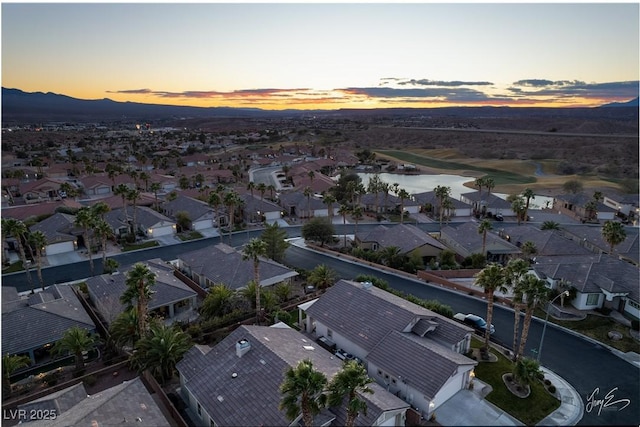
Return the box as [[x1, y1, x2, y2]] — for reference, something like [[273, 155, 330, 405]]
[[2, 87, 639, 126], [600, 97, 639, 108]]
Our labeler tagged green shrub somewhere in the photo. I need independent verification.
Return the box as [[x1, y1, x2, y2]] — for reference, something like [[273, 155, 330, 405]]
[[83, 375, 98, 387], [548, 385, 556, 394]]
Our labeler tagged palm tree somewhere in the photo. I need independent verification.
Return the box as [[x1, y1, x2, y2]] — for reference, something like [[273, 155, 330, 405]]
[[474, 263, 507, 349], [323, 193, 336, 221], [516, 275, 550, 360], [303, 186, 313, 219], [279, 359, 328, 427], [380, 246, 402, 269], [127, 188, 141, 237], [257, 182, 267, 200], [338, 204, 350, 248], [602, 221, 627, 254], [510, 195, 526, 225], [103, 258, 119, 274], [434, 185, 451, 236], [367, 173, 382, 213], [478, 219, 493, 257], [505, 258, 530, 359], [522, 188, 535, 223], [327, 360, 374, 427], [201, 284, 236, 319], [243, 238, 268, 324], [541, 220, 560, 230], [484, 177, 495, 202], [150, 182, 162, 211], [521, 241, 537, 262], [114, 183, 130, 220], [224, 191, 240, 243], [51, 326, 98, 373], [380, 182, 391, 214], [267, 184, 276, 200], [351, 206, 363, 238], [94, 219, 113, 272], [139, 171, 150, 191], [121, 263, 157, 338], [91, 201, 111, 220], [130, 323, 191, 385], [75, 207, 97, 275], [397, 188, 410, 224], [3, 354, 31, 398], [513, 357, 541, 389], [474, 177, 485, 214], [208, 191, 222, 230], [246, 181, 256, 197], [109, 308, 143, 349], [28, 230, 47, 290], [2, 218, 33, 292], [307, 264, 337, 289]]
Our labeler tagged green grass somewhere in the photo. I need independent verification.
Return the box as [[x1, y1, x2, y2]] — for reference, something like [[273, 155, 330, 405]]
[[178, 231, 204, 241], [2, 260, 25, 273], [470, 339, 560, 425], [377, 150, 537, 186], [541, 312, 640, 353], [122, 240, 160, 252]]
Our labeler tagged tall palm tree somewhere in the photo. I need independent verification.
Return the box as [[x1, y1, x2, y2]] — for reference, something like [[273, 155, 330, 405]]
[[51, 326, 98, 372], [114, 183, 130, 220], [521, 241, 537, 262], [434, 185, 451, 236], [380, 182, 391, 214], [338, 204, 350, 248], [2, 354, 31, 399], [303, 186, 313, 219], [367, 173, 382, 213], [2, 218, 33, 292], [243, 238, 268, 324], [109, 308, 143, 349], [246, 181, 256, 197], [327, 360, 374, 427], [380, 246, 402, 269], [397, 188, 410, 224], [522, 188, 535, 223], [601, 221, 627, 254], [505, 258, 530, 360], [121, 263, 157, 339], [139, 171, 150, 191], [130, 323, 191, 385], [478, 219, 493, 257], [94, 219, 114, 272], [307, 264, 337, 290], [75, 207, 97, 275], [91, 201, 111, 220], [257, 182, 267, 200], [28, 230, 47, 290], [516, 275, 550, 360], [279, 359, 328, 427], [201, 284, 236, 319], [224, 191, 240, 244], [351, 206, 363, 238], [150, 182, 162, 211], [513, 357, 541, 389], [322, 193, 336, 221], [208, 191, 222, 231], [127, 188, 141, 237], [484, 177, 495, 202], [474, 177, 485, 215], [267, 184, 276, 200], [474, 263, 507, 349]]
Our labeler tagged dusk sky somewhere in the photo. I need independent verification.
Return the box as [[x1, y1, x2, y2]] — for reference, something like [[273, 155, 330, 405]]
[[2, 2, 639, 110]]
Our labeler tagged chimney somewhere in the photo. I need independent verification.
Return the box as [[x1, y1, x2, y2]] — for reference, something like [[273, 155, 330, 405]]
[[236, 339, 250, 358]]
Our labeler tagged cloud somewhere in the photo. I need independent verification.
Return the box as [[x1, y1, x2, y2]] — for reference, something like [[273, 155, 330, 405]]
[[508, 79, 639, 99], [106, 88, 153, 94], [397, 79, 493, 87], [338, 86, 492, 102]]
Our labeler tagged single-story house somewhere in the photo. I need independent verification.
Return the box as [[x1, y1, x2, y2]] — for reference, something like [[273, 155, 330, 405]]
[[460, 191, 514, 217], [360, 192, 421, 216], [77, 175, 113, 197], [85, 258, 199, 325], [355, 223, 447, 263], [240, 193, 282, 223], [162, 194, 216, 231], [497, 225, 593, 257], [135, 206, 177, 238], [279, 191, 328, 219], [559, 224, 639, 265], [300, 279, 476, 419], [28, 212, 81, 256], [553, 193, 616, 222], [176, 324, 410, 426], [440, 222, 521, 263], [1, 285, 96, 365], [19, 178, 65, 204], [177, 243, 298, 291], [413, 191, 473, 218]]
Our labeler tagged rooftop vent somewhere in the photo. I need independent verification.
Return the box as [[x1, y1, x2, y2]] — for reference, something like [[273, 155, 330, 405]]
[[361, 281, 373, 290], [236, 339, 251, 358]]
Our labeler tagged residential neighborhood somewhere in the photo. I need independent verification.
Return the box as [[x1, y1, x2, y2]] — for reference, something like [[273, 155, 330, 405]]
[[1, 122, 639, 427]]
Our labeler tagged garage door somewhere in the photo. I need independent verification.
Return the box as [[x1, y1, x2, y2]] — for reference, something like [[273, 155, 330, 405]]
[[150, 225, 175, 237], [46, 241, 75, 255], [193, 220, 212, 231]]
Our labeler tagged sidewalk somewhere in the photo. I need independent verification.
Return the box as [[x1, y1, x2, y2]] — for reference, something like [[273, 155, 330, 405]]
[[536, 367, 584, 426]]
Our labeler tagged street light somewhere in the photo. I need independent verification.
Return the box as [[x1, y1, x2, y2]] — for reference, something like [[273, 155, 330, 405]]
[[537, 290, 569, 362]]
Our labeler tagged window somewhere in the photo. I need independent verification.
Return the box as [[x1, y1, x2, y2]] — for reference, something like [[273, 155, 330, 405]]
[[628, 299, 640, 310], [327, 329, 333, 339], [586, 294, 600, 306], [197, 403, 202, 416]]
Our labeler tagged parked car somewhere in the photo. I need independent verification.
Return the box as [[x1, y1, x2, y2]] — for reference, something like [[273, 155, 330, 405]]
[[316, 336, 336, 352], [454, 313, 495, 334], [494, 213, 504, 221], [335, 348, 355, 361]]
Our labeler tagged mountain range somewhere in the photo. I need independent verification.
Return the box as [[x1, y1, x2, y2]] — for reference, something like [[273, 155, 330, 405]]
[[1, 87, 638, 125]]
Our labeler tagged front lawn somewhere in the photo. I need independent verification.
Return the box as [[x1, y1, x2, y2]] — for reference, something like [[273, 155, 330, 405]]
[[549, 313, 640, 354], [122, 241, 159, 252], [2, 261, 24, 273], [470, 339, 560, 425], [178, 231, 203, 241]]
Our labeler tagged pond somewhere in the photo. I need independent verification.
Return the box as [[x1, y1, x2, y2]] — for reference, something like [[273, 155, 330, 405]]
[[357, 173, 553, 209]]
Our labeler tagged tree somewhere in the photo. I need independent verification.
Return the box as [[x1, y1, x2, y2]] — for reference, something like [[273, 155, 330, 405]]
[[338, 204, 350, 248], [103, 258, 119, 274], [127, 188, 141, 237], [474, 263, 507, 349], [267, 184, 276, 200], [121, 263, 157, 339], [302, 218, 335, 247], [563, 179, 583, 194], [246, 181, 256, 197], [516, 275, 550, 360], [260, 222, 290, 263], [521, 241, 537, 262], [114, 183, 130, 220], [179, 175, 190, 190], [484, 177, 495, 201], [3, 354, 31, 398], [175, 211, 191, 232], [522, 188, 535, 223], [3, 218, 34, 292], [274, 282, 293, 302], [509, 194, 526, 225], [93, 219, 114, 272], [279, 359, 328, 427], [602, 221, 627, 254], [322, 193, 336, 220], [478, 219, 493, 257], [307, 264, 336, 290], [130, 323, 191, 385], [504, 258, 530, 359], [327, 360, 374, 427], [51, 326, 98, 373], [201, 284, 235, 318], [434, 185, 451, 236], [397, 188, 410, 224], [28, 230, 47, 290], [380, 246, 402, 269], [367, 173, 383, 213], [257, 182, 267, 200], [75, 207, 97, 275], [351, 205, 363, 237], [224, 191, 241, 243], [150, 182, 162, 211], [109, 308, 144, 349], [243, 238, 268, 324], [541, 220, 560, 230], [208, 191, 222, 230], [513, 357, 541, 389], [474, 177, 485, 213], [303, 186, 313, 219]]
